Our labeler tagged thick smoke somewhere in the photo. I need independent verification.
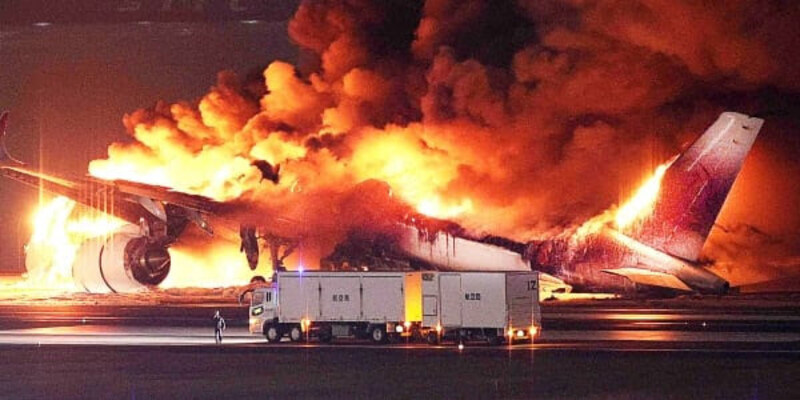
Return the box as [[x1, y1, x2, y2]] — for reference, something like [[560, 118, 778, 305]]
[[89, 0, 800, 283]]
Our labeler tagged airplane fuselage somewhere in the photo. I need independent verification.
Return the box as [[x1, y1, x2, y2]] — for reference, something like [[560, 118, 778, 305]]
[[392, 221, 728, 294]]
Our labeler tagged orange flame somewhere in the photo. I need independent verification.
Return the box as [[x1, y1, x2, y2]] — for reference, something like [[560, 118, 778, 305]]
[[163, 243, 269, 288], [20, 196, 124, 290], [20, 196, 263, 290], [573, 159, 675, 239], [614, 159, 674, 229]]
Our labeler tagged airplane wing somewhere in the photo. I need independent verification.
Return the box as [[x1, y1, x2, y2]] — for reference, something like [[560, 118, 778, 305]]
[[0, 111, 220, 244], [602, 267, 692, 291], [1, 111, 302, 277]]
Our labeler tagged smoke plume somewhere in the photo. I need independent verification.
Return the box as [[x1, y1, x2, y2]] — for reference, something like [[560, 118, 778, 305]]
[[88, 0, 800, 283]]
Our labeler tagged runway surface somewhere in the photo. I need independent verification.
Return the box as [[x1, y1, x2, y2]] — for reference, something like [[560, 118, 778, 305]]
[[1, 302, 800, 348], [0, 300, 799, 399]]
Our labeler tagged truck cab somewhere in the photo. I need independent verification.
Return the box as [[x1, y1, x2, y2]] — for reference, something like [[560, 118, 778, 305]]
[[249, 286, 277, 336]]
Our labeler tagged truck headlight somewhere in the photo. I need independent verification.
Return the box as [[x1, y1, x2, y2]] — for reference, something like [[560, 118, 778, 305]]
[[395, 325, 404, 333], [251, 306, 263, 316]]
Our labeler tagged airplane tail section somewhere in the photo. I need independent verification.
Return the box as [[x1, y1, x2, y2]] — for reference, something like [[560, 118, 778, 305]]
[[623, 112, 763, 262], [0, 111, 24, 167]]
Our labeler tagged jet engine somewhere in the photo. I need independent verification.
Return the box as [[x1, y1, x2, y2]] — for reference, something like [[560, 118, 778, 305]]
[[72, 225, 170, 293]]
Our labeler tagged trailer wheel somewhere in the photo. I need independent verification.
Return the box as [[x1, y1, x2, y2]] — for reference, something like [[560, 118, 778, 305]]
[[264, 325, 281, 343], [289, 325, 304, 342], [370, 326, 387, 344], [426, 331, 440, 345]]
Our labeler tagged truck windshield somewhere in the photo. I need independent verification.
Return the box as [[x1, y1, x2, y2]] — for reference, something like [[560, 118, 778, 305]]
[[251, 291, 265, 306]]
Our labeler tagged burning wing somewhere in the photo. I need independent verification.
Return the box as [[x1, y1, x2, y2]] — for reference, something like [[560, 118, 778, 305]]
[[1, 112, 219, 237], [1, 111, 223, 292]]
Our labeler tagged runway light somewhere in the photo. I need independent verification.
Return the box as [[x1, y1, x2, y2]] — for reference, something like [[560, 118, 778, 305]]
[[458, 343, 464, 350]]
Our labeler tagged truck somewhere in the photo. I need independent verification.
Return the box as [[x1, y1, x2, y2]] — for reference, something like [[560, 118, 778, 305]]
[[248, 270, 541, 345], [416, 271, 541, 345], [248, 271, 421, 344]]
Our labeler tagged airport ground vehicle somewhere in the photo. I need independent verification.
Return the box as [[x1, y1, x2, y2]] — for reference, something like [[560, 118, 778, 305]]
[[418, 271, 541, 345], [248, 271, 421, 344], [249, 271, 541, 345]]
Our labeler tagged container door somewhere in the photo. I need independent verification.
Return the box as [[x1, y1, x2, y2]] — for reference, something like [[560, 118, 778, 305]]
[[422, 295, 438, 327], [505, 273, 539, 328], [439, 274, 462, 327], [460, 273, 505, 329], [320, 276, 361, 321], [278, 275, 320, 322], [362, 275, 404, 321]]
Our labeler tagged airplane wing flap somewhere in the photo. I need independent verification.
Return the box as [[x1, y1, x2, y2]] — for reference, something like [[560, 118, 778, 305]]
[[602, 267, 692, 291]]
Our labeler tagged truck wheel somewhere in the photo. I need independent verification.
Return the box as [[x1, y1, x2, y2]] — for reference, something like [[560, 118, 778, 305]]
[[265, 325, 281, 343], [289, 325, 304, 342], [426, 331, 440, 345], [370, 326, 387, 344]]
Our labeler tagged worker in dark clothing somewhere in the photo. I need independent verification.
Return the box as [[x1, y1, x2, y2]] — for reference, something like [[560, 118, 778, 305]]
[[213, 310, 226, 344]]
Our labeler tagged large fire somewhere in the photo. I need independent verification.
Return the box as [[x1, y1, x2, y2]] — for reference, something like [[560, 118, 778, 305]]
[[22, 157, 673, 290], [22, 196, 257, 290], [21, 196, 124, 290], [15, 0, 800, 289]]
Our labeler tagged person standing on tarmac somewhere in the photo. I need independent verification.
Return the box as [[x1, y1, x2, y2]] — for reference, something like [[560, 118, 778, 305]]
[[213, 310, 226, 344]]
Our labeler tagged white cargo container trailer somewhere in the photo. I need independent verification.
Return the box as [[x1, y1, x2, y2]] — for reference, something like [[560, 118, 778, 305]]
[[248, 271, 422, 344], [248, 270, 541, 345], [418, 271, 541, 345]]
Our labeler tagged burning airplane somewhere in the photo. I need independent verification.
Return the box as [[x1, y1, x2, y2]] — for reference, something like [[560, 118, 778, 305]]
[[323, 112, 762, 294], [0, 110, 762, 294], [3, 0, 797, 294]]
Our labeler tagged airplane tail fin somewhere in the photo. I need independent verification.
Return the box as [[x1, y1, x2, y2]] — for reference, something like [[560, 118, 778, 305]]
[[0, 111, 24, 167], [623, 112, 763, 262]]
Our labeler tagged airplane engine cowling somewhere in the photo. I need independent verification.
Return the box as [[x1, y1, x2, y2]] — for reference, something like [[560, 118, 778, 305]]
[[72, 225, 170, 293]]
